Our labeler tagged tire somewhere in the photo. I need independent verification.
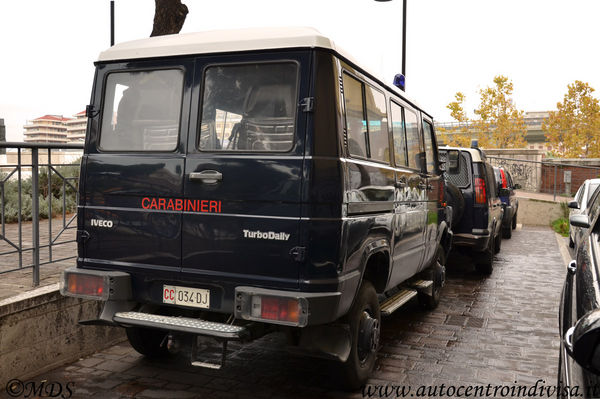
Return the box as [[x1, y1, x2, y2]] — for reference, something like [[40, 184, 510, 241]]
[[512, 212, 517, 230], [475, 234, 494, 275], [502, 224, 512, 239], [339, 281, 381, 391], [494, 231, 502, 254], [126, 327, 170, 358], [418, 245, 445, 310], [445, 182, 465, 228]]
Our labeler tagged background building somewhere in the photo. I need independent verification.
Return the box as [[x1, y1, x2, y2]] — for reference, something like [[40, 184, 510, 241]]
[[23, 113, 88, 144], [23, 115, 71, 143], [435, 111, 552, 151], [65, 111, 87, 143]]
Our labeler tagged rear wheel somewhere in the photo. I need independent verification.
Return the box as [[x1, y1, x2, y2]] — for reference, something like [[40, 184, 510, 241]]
[[418, 245, 445, 310], [475, 234, 494, 275], [339, 281, 381, 390], [494, 230, 502, 254], [126, 327, 170, 358], [503, 221, 512, 239]]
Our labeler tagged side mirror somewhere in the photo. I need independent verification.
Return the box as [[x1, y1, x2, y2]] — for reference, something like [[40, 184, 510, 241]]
[[568, 200, 580, 210], [498, 188, 510, 197], [570, 214, 591, 229], [513, 183, 521, 190], [565, 309, 600, 375]]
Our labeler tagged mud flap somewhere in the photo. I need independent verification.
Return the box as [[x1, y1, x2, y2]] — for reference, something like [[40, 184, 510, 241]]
[[290, 323, 352, 362]]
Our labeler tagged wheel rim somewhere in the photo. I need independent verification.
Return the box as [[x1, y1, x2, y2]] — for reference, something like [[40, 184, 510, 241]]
[[357, 310, 380, 363]]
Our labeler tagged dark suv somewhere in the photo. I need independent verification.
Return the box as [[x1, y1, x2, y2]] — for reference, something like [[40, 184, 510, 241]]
[[439, 146, 503, 274], [60, 27, 452, 389], [493, 166, 519, 239]]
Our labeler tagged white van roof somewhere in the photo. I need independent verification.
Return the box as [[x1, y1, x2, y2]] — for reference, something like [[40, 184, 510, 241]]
[[99, 27, 345, 62], [97, 26, 424, 114]]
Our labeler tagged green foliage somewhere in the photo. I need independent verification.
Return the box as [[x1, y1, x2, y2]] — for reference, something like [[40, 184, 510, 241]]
[[0, 159, 80, 223], [551, 218, 570, 237]]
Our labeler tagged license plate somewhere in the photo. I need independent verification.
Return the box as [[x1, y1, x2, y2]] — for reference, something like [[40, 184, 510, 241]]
[[162, 285, 210, 309]]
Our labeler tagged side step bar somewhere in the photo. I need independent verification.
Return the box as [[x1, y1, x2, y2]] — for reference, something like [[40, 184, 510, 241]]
[[380, 279, 433, 316], [113, 312, 248, 340]]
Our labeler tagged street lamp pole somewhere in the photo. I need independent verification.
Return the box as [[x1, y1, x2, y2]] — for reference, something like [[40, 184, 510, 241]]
[[375, 0, 407, 91], [110, 0, 115, 46]]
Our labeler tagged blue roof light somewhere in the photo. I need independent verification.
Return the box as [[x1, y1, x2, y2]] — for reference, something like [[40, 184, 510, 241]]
[[393, 74, 405, 91]]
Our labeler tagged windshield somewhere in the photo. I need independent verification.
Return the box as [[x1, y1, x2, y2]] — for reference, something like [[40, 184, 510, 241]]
[[198, 62, 298, 152], [99, 69, 184, 151]]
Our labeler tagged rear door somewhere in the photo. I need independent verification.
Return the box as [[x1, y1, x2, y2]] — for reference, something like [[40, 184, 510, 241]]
[[181, 52, 310, 289], [83, 59, 192, 273], [421, 117, 441, 269], [389, 100, 428, 285]]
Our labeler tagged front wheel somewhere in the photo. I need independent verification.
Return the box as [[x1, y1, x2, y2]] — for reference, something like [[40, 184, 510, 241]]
[[418, 245, 445, 310], [339, 281, 381, 390]]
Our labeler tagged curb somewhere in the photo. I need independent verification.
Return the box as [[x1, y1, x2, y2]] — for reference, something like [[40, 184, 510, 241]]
[[554, 232, 572, 266]]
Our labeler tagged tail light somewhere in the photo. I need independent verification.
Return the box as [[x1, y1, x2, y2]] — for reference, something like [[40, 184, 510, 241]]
[[500, 169, 508, 189], [236, 291, 308, 327], [60, 271, 110, 300], [475, 177, 487, 204]]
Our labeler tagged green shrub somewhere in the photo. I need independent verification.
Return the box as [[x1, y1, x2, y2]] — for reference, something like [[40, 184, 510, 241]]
[[551, 217, 570, 237], [0, 159, 79, 223]]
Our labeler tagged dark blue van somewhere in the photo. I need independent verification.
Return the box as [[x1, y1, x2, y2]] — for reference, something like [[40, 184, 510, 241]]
[[61, 27, 451, 388]]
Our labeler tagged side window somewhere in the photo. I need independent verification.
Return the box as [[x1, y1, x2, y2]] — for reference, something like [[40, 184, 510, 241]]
[[422, 120, 436, 173], [365, 86, 389, 163], [100, 69, 184, 151], [576, 186, 584, 204], [390, 101, 407, 166], [199, 63, 298, 152], [404, 109, 423, 170], [342, 74, 367, 157], [485, 163, 497, 199]]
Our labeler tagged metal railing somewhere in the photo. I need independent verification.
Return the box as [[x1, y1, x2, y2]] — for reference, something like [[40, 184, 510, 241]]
[[0, 142, 83, 286], [487, 155, 600, 201]]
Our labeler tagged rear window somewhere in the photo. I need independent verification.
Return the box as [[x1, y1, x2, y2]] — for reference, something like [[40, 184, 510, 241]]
[[441, 150, 472, 188], [99, 69, 184, 151], [198, 62, 298, 152]]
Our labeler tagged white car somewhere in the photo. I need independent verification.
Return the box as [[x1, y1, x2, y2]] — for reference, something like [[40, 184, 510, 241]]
[[569, 178, 600, 248]]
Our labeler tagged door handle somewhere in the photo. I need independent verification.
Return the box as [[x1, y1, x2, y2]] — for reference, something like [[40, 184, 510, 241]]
[[189, 170, 222, 184]]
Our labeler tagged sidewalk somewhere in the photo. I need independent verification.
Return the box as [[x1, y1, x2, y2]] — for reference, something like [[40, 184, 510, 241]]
[[0, 216, 76, 300], [515, 189, 570, 203]]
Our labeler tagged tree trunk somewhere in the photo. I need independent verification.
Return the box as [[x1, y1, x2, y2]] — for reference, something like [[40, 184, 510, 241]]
[[151, 0, 188, 37]]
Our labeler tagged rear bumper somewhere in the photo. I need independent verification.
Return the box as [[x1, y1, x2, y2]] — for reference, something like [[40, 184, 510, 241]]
[[452, 231, 490, 252], [61, 267, 343, 331]]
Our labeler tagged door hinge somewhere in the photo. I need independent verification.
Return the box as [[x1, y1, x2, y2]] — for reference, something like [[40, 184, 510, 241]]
[[289, 246, 306, 262], [299, 97, 314, 113], [77, 229, 90, 243]]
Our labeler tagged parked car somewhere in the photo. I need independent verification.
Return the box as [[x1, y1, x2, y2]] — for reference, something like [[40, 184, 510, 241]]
[[568, 178, 600, 249], [439, 146, 504, 275], [59, 27, 453, 389], [558, 184, 600, 398], [493, 166, 520, 239]]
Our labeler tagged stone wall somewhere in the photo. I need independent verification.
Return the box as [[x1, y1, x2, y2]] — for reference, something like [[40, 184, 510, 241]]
[[0, 284, 125, 386], [485, 149, 544, 192]]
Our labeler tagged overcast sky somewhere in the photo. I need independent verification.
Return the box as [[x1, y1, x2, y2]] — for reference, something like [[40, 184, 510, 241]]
[[1, 0, 599, 141]]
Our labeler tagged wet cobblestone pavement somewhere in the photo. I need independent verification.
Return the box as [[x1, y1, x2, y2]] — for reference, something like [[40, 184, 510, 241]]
[[14, 226, 565, 398]]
